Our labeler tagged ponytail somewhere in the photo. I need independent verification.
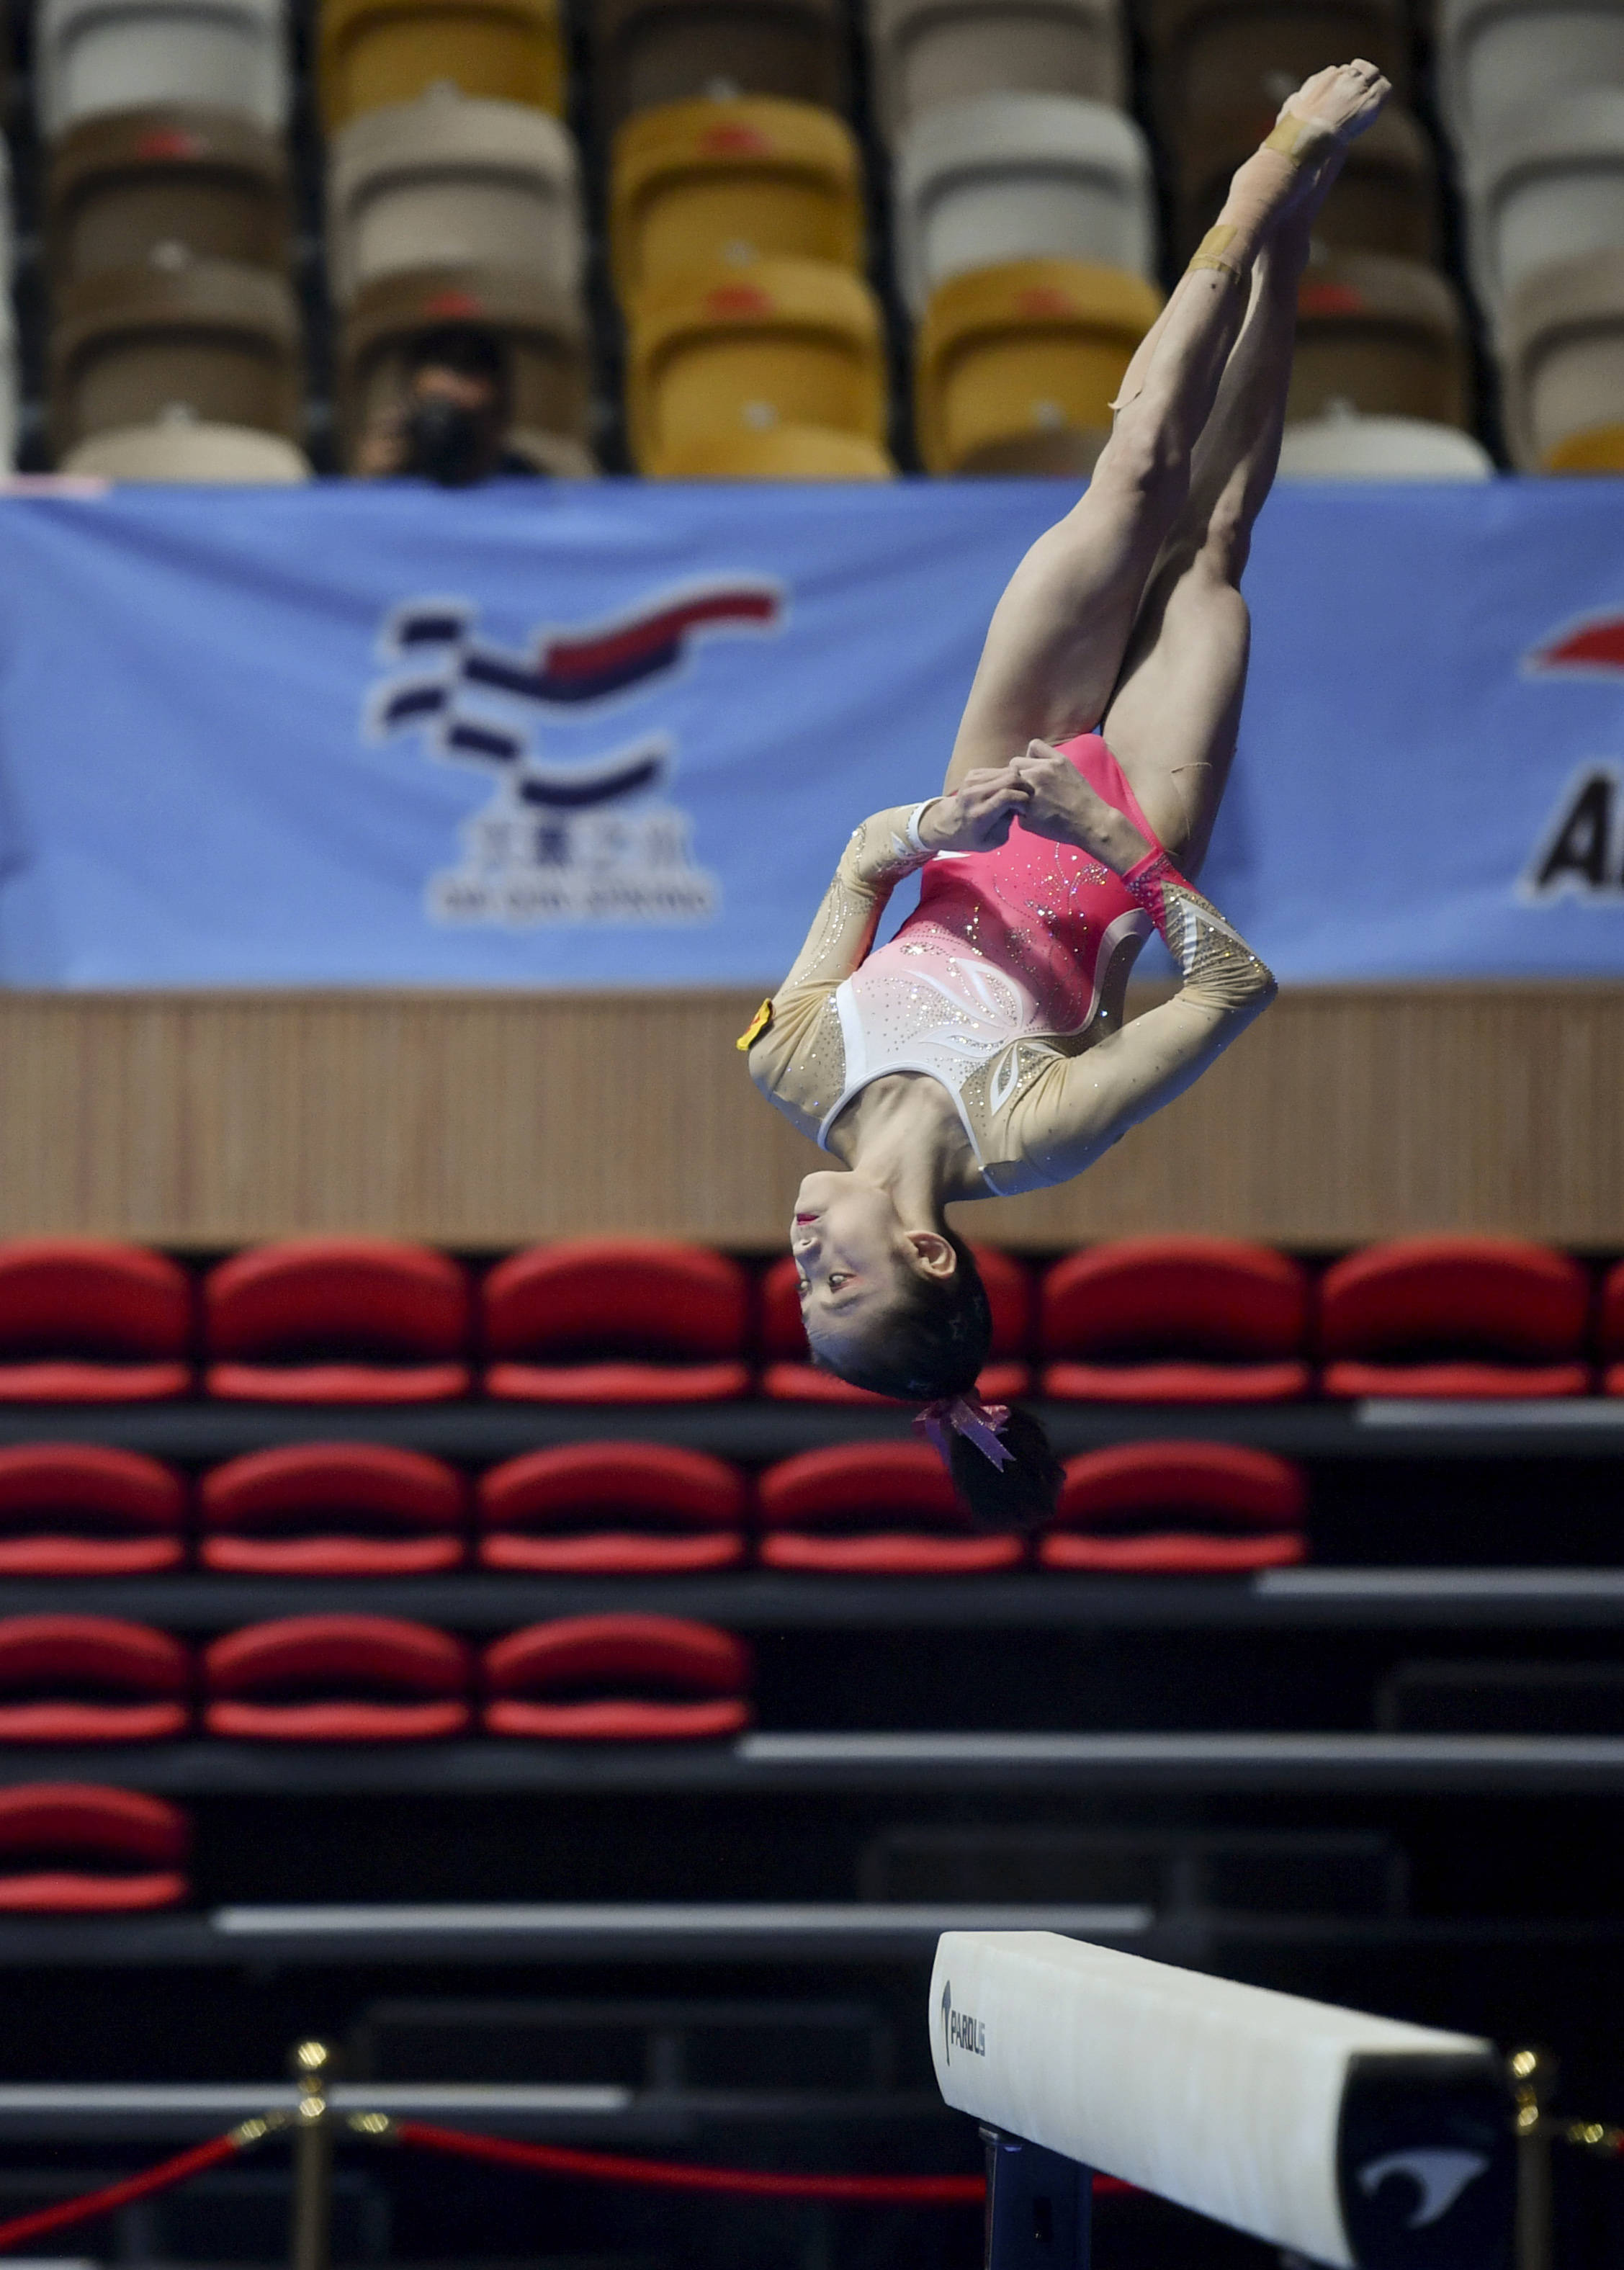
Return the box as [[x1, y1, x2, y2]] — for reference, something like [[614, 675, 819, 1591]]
[[807, 1234, 1062, 1532]]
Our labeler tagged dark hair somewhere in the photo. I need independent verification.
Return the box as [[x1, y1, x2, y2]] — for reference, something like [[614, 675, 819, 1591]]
[[409, 324, 506, 386], [809, 1232, 1062, 1532]]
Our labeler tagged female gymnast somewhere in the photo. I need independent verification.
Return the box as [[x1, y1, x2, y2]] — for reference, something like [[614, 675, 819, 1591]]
[[743, 62, 1391, 1525]]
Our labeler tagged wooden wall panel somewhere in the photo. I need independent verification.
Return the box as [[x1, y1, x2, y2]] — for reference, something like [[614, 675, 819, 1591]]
[[0, 987, 1618, 1250]]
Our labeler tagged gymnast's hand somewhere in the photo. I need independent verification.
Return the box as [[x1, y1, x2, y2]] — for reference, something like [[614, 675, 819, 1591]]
[[918, 766, 1032, 853], [1011, 740, 1152, 871]]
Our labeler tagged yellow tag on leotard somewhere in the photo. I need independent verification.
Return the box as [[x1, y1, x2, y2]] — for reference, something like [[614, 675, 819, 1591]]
[[737, 998, 773, 1051]]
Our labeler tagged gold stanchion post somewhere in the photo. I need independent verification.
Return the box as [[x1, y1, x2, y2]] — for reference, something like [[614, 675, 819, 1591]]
[[1509, 2047, 1556, 2270], [289, 2040, 336, 2270]]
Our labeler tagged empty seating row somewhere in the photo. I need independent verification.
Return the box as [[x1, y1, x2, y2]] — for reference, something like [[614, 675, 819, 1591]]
[[0, 1613, 753, 1741], [1, 1235, 1623, 1404], [0, 1438, 1308, 1576]]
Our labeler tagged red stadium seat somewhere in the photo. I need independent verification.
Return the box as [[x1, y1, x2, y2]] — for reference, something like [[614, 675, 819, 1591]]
[[1599, 1261, 1624, 1395], [203, 1239, 472, 1402], [0, 1617, 189, 1742], [758, 1244, 1033, 1402], [0, 1446, 186, 1575], [200, 1444, 467, 1574], [483, 1615, 752, 1739], [1040, 1238, 1311, 1401], [1318, 1237, 1591, 1399], [0, 1784, 190, 1913], [1040, 1443, 1308, 1572], [482, 1240, 750, 1401], [756, 1443, 1025, 1572], [0, 1241, 192, 1401], [477, 1444, 747, 1573], [203, 1617, 471, 1740]]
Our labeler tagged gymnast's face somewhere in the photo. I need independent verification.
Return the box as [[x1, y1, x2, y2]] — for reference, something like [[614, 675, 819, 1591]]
[[791, 1170, 948, 1368]]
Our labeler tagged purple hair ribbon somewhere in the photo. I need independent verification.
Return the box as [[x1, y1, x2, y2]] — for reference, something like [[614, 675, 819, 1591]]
[[914, 1394, 1013, 1472]]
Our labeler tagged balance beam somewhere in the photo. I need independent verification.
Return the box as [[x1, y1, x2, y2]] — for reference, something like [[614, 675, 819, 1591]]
[[930, 1932, 1513, 2269]]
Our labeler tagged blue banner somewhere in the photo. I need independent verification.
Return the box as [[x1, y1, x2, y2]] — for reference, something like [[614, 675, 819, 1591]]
[[0, 477, 1621, 987]]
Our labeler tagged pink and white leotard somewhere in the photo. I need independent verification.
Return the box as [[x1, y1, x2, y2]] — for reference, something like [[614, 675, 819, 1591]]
[[818, 732, 1164, 1159]]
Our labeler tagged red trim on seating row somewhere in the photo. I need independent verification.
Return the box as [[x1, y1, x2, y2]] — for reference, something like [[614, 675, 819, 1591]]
[[0, 1440, 1307, 1576], [0, 1236, 1615, 1403], [0, 1615, 754, 1743], [0, 1782, 189, 1912]]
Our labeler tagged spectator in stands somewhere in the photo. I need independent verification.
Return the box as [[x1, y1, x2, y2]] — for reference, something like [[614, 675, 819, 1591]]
[[356, 326, 537, 486], [745, 63, 1390, 1530]]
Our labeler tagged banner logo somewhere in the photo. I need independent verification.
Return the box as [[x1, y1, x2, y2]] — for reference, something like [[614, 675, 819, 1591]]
[[1520, 763, 1624, 902], [365, 578, 784, 925], [1524, 611, 1624, 679]]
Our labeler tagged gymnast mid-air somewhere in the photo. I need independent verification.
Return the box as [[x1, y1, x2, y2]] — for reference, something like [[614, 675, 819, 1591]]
[[743, 62, 1391, 1525]]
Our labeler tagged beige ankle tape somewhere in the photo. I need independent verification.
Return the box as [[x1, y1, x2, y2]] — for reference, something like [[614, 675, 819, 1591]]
[[1263, 112, 1320, 163], [1188, 223, 1246, 282]]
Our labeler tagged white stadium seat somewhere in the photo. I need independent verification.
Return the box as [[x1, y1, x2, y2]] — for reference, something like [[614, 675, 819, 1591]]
[[1440, 0, 1624, 160], [869, 0, 1127, 145], [327, 86, 584, 309], [1468, 91, 1624, 327], [894, 91, 1154, 316], [1278, 405, 1495, 481], [60, 421, 312, 482], [35, 0, 290, 140]]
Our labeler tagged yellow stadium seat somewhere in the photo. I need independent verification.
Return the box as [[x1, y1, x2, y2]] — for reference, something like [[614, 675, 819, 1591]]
[[1543, 423, 1624, 474], [914, 256, 1159, 474], [655, 422, 894, 476], [627, 256, 887, 473], [319, 0, 565, 131], [610, 97, 862, 303]]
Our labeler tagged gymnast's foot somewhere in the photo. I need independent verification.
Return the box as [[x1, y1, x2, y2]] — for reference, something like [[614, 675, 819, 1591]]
[[1270, 60, 1391, 205]]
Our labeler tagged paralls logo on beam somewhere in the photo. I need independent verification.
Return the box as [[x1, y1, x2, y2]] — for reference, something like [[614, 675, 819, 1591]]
[[940, 1980, 984, 2064], [1520, 614, 1624, 904], [364, 578, 784, 928]]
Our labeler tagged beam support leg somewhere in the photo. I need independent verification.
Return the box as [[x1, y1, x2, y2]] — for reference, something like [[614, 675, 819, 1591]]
[[982, 2127, 1093, 2269]]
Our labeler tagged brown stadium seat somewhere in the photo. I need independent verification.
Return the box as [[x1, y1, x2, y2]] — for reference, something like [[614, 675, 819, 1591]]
[[915, 256, 1159, 475], [50, 259, 302, 460], [954, 428, 1108, 475], [1288, 255, 1471, 429], [1174, 102, 1439, 264], [319, 0, 565, 132], [327, 87, 584, 308], [869, 0, 1126, 148], [593, 0, 846, 135], [47, 109, 290, 287], [1144, 0, 1409, 143], [1502, 248, 1624, 473], [336, 264, 593, 473], [610, 96, 863, 304], [655, 423, 894, 475], [627, 256, 887, 475]]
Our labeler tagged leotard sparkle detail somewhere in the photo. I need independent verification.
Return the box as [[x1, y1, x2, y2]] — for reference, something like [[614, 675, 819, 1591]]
[[820, 735, 1161, 1171], [744, 740, 1275, 1199]]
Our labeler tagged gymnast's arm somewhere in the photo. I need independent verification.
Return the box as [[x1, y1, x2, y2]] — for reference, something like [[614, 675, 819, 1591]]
[[996, 747, 1276, 1185]]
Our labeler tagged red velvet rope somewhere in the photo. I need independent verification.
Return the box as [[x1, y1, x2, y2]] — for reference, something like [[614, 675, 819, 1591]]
[[0, 2131, 243, 2254], [396, 2119, 1134, 2204]]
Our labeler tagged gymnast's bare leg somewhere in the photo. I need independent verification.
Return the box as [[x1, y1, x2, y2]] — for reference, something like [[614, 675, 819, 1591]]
[[941, 60, 1390, 801], [1096, 151, 1349, 874]]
